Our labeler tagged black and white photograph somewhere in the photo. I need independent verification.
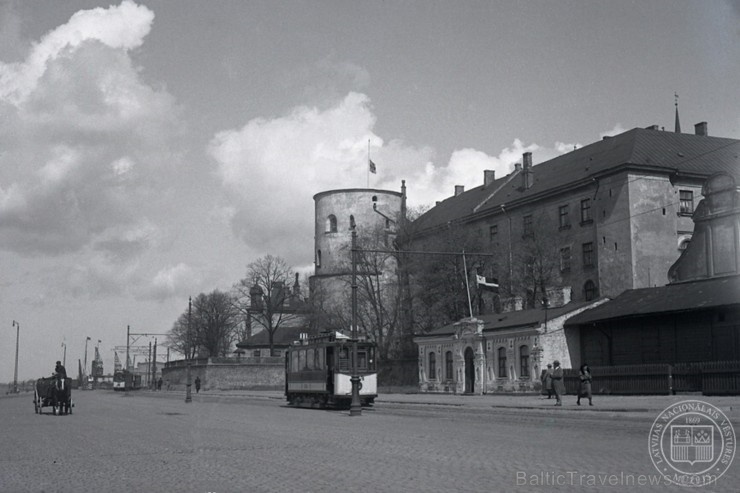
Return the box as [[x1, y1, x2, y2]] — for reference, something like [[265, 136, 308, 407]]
[[0, 1, 738, 492]]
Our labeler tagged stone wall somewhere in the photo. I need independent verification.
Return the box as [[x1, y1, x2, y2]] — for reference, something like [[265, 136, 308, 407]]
[[162, 360, 284, 391]]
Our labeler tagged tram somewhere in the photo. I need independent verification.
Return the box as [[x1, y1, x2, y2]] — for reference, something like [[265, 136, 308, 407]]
[[113, 369, 142, 391], [285, 331, 377, 408]]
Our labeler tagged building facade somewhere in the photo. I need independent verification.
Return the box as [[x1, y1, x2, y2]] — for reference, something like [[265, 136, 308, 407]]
[[413, 287, 607, 394], [566, 172, 740, 366], [410, 124, 740, 306]]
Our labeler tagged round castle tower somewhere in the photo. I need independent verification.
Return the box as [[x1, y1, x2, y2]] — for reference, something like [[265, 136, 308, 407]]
[[310, 184, 406, 317]]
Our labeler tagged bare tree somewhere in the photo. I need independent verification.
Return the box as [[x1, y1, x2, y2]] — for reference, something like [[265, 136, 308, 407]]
[[167, 290, 240, 359], [233, 255, 300, 356], [405, 222, 497, 332], [509, 214, 560, 308]]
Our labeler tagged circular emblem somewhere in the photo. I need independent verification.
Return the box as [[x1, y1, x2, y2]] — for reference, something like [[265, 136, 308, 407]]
[[649, 400, 736, 487]]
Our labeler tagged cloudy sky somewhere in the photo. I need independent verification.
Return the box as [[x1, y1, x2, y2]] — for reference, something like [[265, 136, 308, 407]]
[[1, 0, 738, 382]]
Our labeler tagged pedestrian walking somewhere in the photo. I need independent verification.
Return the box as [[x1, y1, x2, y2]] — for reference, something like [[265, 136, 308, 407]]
[[540, 364, 553, 399], [157, 377, 163, 391], [194, 376, 201, 393], [551, 360, 565, 406], [577, 364, 593, 406]]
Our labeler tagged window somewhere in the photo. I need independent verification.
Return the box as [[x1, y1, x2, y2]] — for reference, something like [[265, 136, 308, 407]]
[[558, 204, 570, 229], [445, 351, 453, 380], [560, 247, 571, 272], [497, 347, 507, 378], [326, 215, 337, 233], [580, 199, 592, 223], [357, 351, 368, 370], [523, 215, 533, 237], [428, 352, 436, 380], [679, 190, 694, 215], [584, 280, 598, 301], [519, 345, 530, 378], [582, 242, 594, 267], [307, 348, 315, 369], [316, 249, 321, 268], [349, 215, 355, 229], [489, 224, 498, 243], [254, 349, 261, 358], [679, 238, 691, 251]]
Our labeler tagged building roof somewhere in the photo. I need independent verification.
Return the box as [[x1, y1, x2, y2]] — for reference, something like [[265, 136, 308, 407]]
[[413, 127, 740, 232], [236, 326, 313, 349], [416, 300, 598, 338], [564, 275, 740, 327]]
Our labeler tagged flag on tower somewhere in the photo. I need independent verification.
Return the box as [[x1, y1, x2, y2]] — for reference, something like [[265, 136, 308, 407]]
[[476, 274, 499, 292], [369, 159, 377, 174]]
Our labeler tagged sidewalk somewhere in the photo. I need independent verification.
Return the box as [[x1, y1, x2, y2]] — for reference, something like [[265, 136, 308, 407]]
[[195, 388, 739, 418]]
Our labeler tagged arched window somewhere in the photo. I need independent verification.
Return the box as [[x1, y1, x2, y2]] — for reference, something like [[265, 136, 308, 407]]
[[497, 347, 507, 377], [349, 215, 356, 230], [316, 249, 321, 268], [326, 215, 337, 233], [428, 352, 436, 380], [445, 351, 453, 380], [584, 280, 598, 301], [519, 345, 530, 378]]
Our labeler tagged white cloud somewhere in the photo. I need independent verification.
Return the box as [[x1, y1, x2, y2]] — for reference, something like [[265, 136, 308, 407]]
[[0, 1, 179, 257], [599, 124, 626, 139], [0, 0, 154, 104], [146, 263, 201, 302], [209, 92, 578, 266]]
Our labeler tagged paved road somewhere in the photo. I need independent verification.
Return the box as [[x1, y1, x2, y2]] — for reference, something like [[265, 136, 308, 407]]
[[0, 391, 737, 493]]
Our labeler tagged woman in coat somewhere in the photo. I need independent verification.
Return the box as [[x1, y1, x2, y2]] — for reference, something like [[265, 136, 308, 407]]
[[540, 364, 553, 399], [577, 364, 593, 406]]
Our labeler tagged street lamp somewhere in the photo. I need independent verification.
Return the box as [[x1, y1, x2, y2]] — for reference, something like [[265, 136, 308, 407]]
[[185, 296, 192, 403], [349, 228, 362, 416], [12, 320, 19, 394]]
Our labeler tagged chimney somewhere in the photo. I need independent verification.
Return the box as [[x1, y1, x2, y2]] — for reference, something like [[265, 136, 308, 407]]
[[484, 170, 496, 187], [522, 152, 534, 189], [454, 185, 464, 196], [544, 286, 572, 308], [694, 122, 708, 136], [514, 163, 522, 172]]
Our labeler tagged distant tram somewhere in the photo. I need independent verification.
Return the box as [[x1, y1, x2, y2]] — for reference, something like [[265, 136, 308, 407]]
[[113, 369, 142, 391], [285, 331, 377, 408]]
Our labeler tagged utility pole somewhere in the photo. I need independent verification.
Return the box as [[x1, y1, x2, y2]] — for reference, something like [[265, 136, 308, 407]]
[[349, 228, 362, 416], [185, 296, 192, 403], [12, 321, 19, 394]]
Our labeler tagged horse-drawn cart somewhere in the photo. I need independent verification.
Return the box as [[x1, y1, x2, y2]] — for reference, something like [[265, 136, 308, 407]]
[[34, 377, 73, 415]]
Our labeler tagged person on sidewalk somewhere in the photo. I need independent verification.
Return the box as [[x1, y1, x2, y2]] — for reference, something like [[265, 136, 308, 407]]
[[194, 376, 201, 393], [551, 360, 565, 406], [540, 364, 554, 399], [577, 364, 593, 406]]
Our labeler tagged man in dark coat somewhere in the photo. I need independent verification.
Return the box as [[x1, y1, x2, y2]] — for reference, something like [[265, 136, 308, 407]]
[[551, 360, 565, 406], [54, 361, 67, 379]]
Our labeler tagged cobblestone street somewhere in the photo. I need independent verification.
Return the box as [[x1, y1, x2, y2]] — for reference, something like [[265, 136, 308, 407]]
[[0, 391, 737, 493]]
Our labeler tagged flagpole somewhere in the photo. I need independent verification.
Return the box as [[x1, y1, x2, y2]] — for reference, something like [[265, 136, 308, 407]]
[[367, 139, 370, 188], [462, 251, 473, 318]]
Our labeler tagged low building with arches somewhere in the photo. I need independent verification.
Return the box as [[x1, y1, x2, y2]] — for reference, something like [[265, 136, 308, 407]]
[[413, 289, 606, 394]]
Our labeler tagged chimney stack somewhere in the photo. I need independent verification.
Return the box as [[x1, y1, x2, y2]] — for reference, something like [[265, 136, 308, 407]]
[[484, 170, 496, 187], [454, 185, 464, 196], [694, 122, 708, 136], [522, 152, 534, 189], [514, 163, 522, 172]]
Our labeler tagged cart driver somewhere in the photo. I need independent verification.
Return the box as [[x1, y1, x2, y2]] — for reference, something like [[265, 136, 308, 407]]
[[54, 361, 67, 379]]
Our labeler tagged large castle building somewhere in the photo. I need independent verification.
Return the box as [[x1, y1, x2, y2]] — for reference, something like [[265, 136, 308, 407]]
[[410, 122, 740, 307]]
